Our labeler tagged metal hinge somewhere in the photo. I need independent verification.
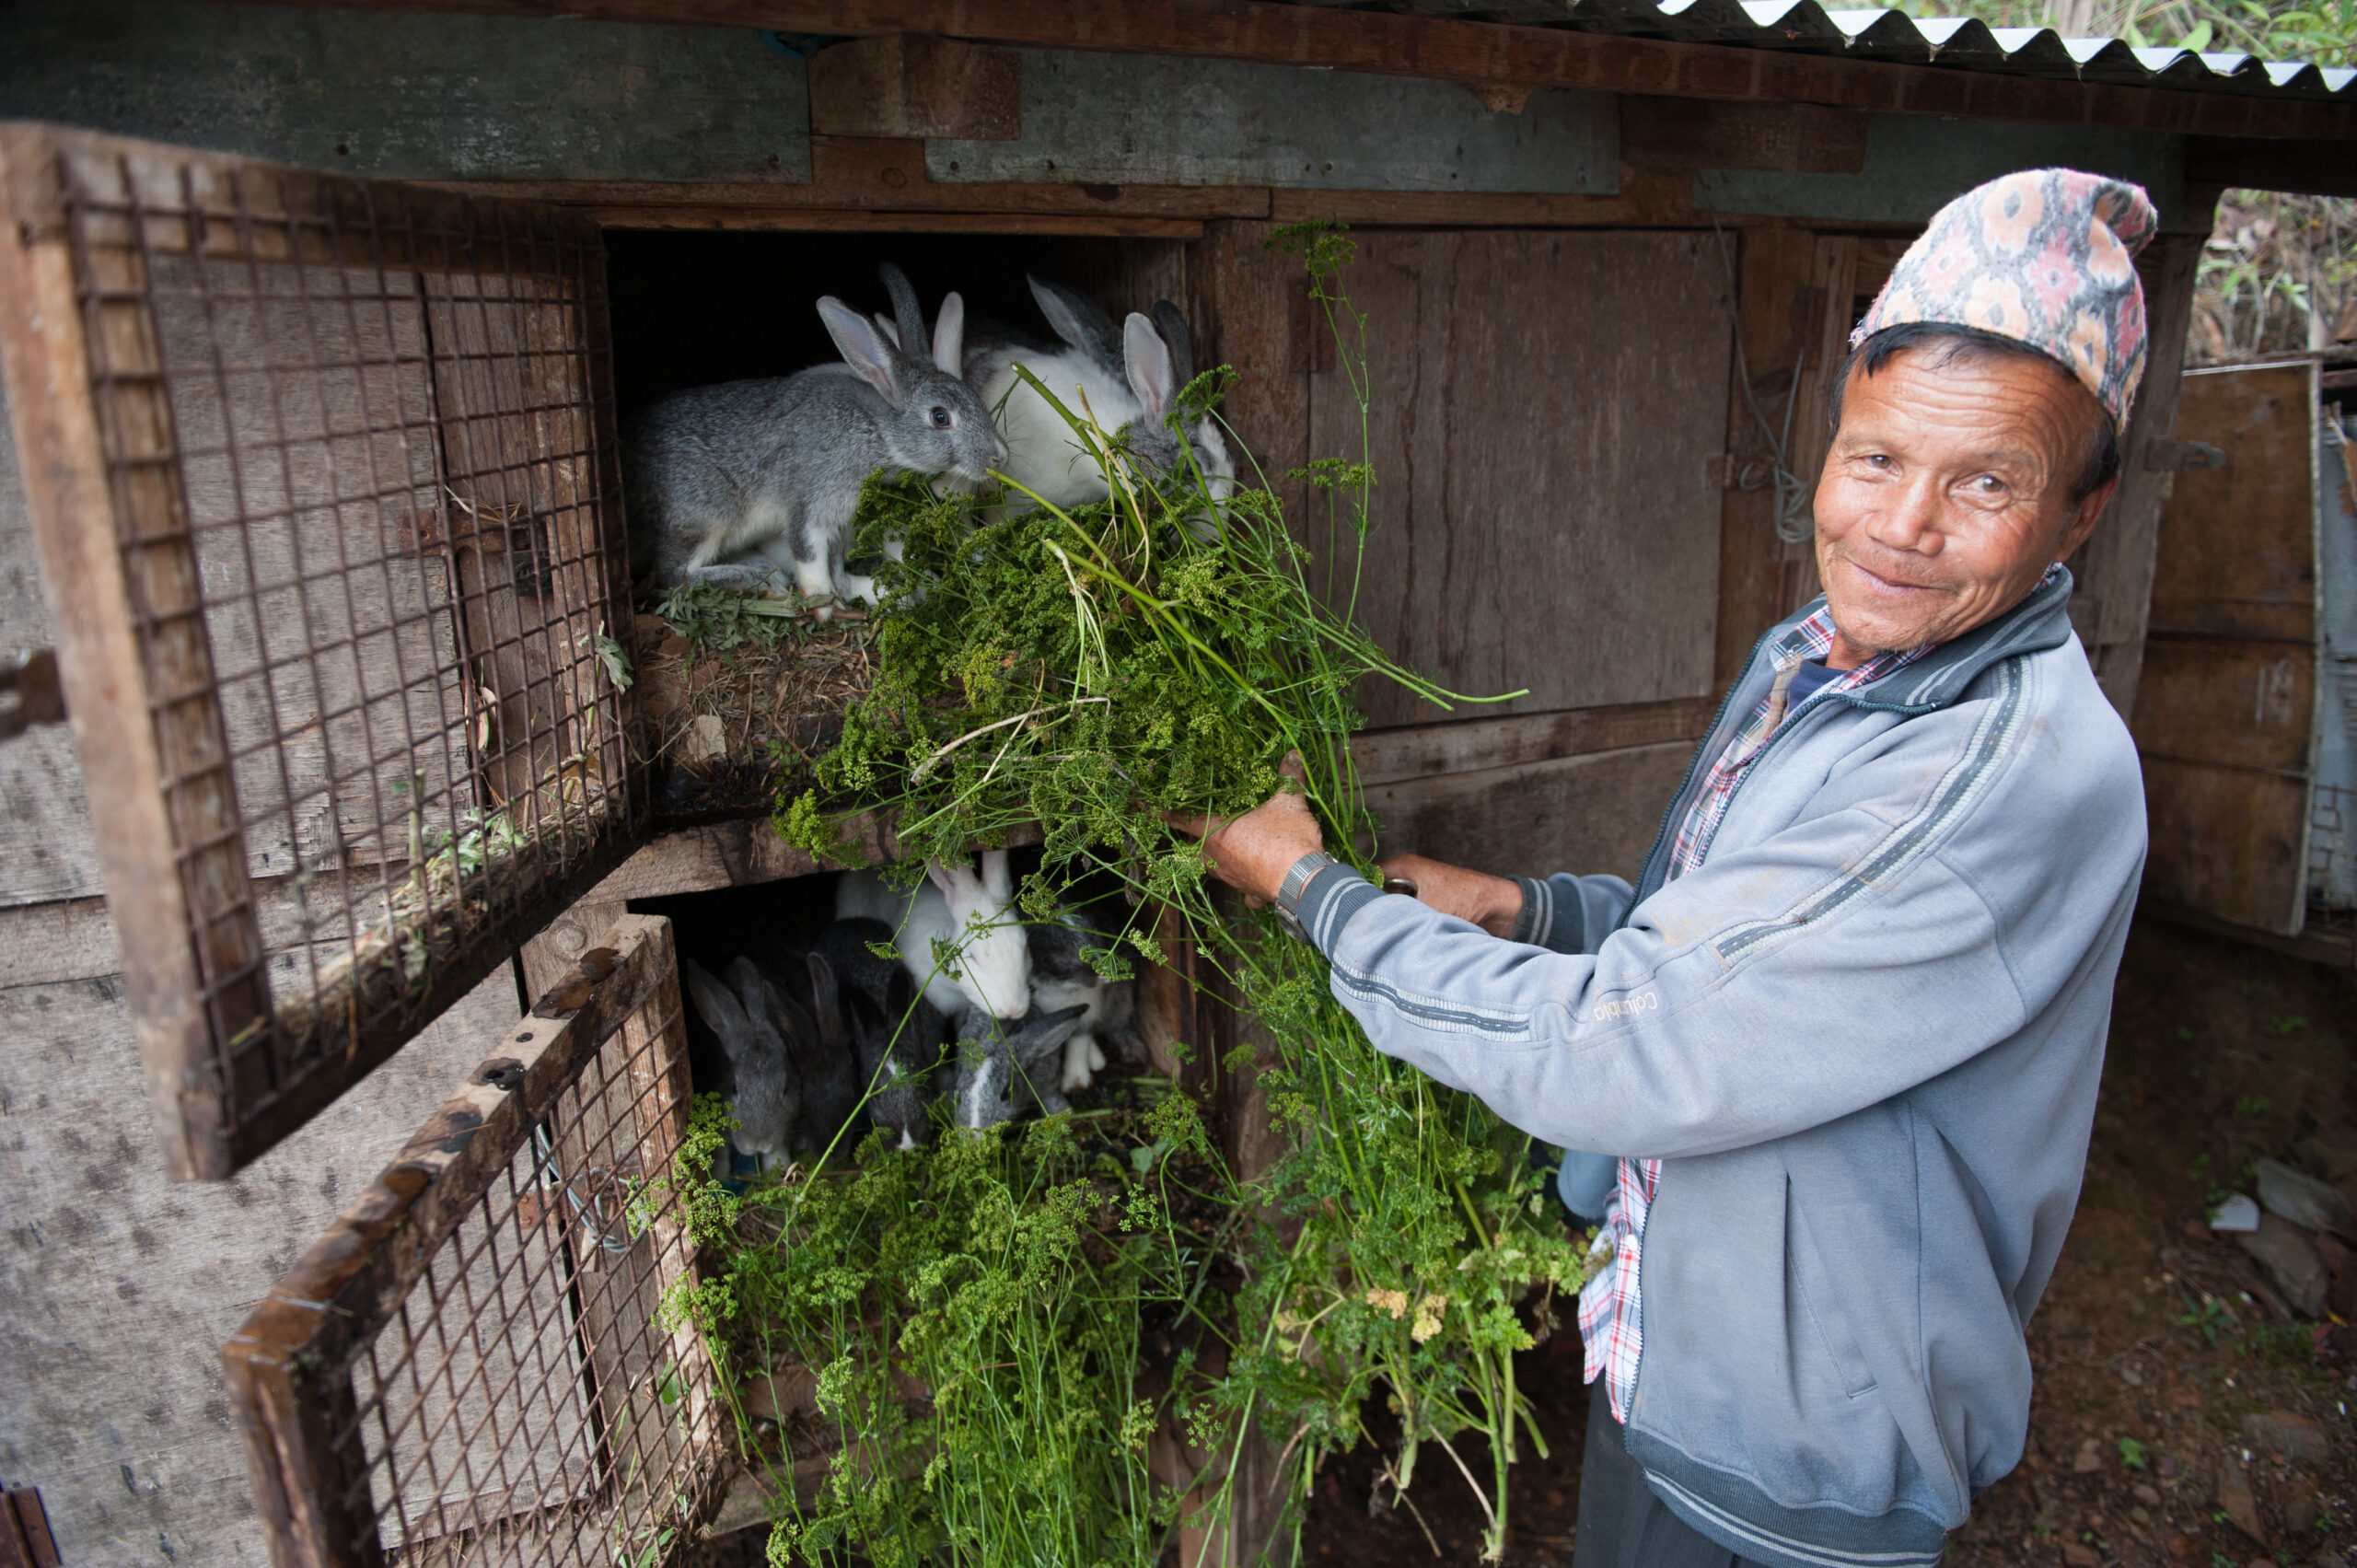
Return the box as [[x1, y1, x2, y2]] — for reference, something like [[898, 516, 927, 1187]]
[[0, 649, 66, 740], [2143, 438, 2225, 472]]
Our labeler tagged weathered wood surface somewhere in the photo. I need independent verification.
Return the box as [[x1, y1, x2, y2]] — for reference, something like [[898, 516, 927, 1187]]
[[1350, 695, 1714, 786], [2133, 362, 2321, 937], [807, 33, 1025, 142], [927, 50, 1618, 193], [1620, 97, 1867, 174], [1364, 739, 1697, 884], [0, 0, 814, 183], [2072, 225, 2207, 717], [0, 956, 518, 1566], [203, 0, 2357, 144], [1308, 228, 1730, 729], [1713, 226, 1824, 684], [0, 374, 105, 906]]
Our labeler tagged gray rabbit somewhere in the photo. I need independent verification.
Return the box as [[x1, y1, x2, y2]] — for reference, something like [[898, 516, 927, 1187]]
[[951, 1004, 1089, 1130], [810, 918, 950, 1150], [625, 262, 1007, 608], [681, 957, 802, 1168]]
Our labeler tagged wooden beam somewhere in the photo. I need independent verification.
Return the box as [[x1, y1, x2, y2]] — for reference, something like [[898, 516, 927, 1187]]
[[2187, 136, 2357, 197], [182, 0, 2357, 142], [1350, 696, 1717, 785], [586, 206, 1206, 236], [2140, 897, 2354, 971], [807, 32, 1024, 140]]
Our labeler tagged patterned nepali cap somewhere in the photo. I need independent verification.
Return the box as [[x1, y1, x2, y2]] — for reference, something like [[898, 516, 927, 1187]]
[[1851, 168, 2158, 428]]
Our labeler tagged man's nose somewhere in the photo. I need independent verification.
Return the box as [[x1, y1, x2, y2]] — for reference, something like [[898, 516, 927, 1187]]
[[1865, 475, 1945, 554]]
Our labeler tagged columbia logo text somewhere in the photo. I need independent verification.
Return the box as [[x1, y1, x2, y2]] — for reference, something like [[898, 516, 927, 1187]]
[[1591, 992, 1659, 1021]]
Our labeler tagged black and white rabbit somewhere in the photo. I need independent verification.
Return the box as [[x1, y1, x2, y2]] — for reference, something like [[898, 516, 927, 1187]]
[[950, 1003, 1090, 1130], [835, 851, 1032, 1027], [1028, 900, 1144, 1094], [625, 262, 1006, 607], [809, 917, 949, 1150], [681, 957, 802, 1168]]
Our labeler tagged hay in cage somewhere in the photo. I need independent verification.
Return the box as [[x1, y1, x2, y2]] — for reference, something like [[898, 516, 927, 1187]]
[[628, 594, 875, 819]]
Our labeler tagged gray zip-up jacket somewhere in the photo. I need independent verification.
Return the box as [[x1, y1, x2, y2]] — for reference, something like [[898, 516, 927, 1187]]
[[1293, 570, 2142, 1568]]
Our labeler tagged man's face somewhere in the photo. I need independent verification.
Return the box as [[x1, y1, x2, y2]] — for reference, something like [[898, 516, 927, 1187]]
[[1812, 349, 2117, 662]]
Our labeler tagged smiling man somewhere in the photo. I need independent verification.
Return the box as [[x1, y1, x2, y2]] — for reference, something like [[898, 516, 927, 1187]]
[[1195, 169, 2158, 1568]]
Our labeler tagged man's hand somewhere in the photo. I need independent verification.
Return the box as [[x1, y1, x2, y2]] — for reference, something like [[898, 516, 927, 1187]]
[[1376, 854, 1523, 938], [1173, 756, 1325, 905]]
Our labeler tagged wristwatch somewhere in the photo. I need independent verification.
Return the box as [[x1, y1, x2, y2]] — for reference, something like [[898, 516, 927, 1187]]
[[1274, 850, 1341, 942]]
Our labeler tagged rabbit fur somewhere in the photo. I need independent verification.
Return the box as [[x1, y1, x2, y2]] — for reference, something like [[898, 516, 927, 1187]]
[[625, 262, 1006, 608], [951, 1003, 1089, 1129], [1028, 900, 1144, 1093], [834, 851, 1032, 1024], [681, 957, 802, 1167], [810, 917, 949, 1150], [969, 276, 1228, 511]]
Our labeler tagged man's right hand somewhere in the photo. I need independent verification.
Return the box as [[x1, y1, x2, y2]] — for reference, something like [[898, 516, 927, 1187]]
[[1376, 854, 1524, 939]]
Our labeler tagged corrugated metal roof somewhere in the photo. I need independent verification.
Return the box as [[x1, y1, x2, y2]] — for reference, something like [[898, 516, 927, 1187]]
[[1285, 0, 2356, 101]]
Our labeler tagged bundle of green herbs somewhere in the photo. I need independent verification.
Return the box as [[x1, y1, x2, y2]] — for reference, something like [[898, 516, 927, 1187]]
[[661, 225, 1591, 1566]]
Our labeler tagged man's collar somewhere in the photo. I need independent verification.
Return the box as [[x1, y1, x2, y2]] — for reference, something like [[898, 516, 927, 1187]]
[[1774, 565, 2077, 715]]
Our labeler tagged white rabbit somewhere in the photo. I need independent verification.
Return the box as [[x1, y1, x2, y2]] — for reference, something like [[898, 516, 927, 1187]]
[[967, 276, 1220, 512], [625, 262, 1006, 608], [835, 850, 1033, 1025]]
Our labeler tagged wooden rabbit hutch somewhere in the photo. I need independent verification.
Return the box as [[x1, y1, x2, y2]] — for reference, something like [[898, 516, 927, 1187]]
[[0, 2, 2351, 1564]]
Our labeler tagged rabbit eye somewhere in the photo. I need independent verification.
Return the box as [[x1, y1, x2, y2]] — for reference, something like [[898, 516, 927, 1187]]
[[929, 406, 953, 429]]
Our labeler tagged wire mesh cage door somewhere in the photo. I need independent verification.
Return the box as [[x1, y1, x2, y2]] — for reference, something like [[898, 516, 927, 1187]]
[[223, 914, 728, 1568], [0, 123, 651, 1180]]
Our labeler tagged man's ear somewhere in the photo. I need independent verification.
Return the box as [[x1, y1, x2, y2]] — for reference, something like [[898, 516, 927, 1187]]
[[2056, 475, 2119, 563]]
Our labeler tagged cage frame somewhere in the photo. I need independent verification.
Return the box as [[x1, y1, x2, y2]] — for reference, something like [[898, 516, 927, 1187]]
[[0, 122, 653, 1179], [220, 912, 726, 1568]]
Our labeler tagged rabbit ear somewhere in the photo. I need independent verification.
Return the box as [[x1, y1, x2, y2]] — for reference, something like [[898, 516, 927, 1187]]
[[683, 958, 746, 1037], [1007, 1002, 1090, 1055], [979, 848, 1013, 901], [932, 291, 966, 377], [726, 957, 768, 1022], [872, 311, 901, 352], [1028, 275, 1117, 359], [925, 858, 979, 902], [819, 297, 904, 402], [1124, 313, 1177, 419], [878, 263, 931, 370], [806, 949, 848, 1050], [1151, 299, 1195, 386]]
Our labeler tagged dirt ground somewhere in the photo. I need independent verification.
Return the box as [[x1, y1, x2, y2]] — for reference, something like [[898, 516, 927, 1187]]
[[1295, 916, 2357, 1567]]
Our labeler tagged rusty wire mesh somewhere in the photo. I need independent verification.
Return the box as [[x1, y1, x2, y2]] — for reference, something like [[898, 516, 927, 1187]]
[[227, 916, 726, 1568], [44, 135, 644, 1173]]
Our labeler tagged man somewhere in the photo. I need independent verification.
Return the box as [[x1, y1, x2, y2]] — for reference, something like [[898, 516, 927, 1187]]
[[1197, 169, 2157, 1568]]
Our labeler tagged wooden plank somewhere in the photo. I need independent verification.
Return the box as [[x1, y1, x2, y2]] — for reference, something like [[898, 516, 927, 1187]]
[[1308, 229, 1728, 728], [1713, 226, 1817, 684], [588, 206, 1206, 237], [2139, 756, 2313, 935], [447, 135, 1275, 219], [2144, 362, 2321, 645], [1364, 739, 1700, 883], [193, 0, 2357, 143], [2130, 636, 2316, 772], [1621, 97, 1868, 173], [807, 33, 1024, 141], [2069, 223, 2206, 716], [2187, 137, 2357, 200], [1196, 216, 1308, 524], [1349, 694, 1715, 785], [2140, 896, 2354, 971], [1264, 165, 1705, 228], [925, 49, 1618, 194], [0, 123, 262, 1180], [1, 1, 817, 184]]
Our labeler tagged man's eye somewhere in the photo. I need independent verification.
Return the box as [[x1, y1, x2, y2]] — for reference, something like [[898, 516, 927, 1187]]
[[1969, 474, 2007, 495]]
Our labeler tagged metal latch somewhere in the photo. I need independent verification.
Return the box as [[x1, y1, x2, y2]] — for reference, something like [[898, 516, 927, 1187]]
[[2143, 439, 2225, 472]]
